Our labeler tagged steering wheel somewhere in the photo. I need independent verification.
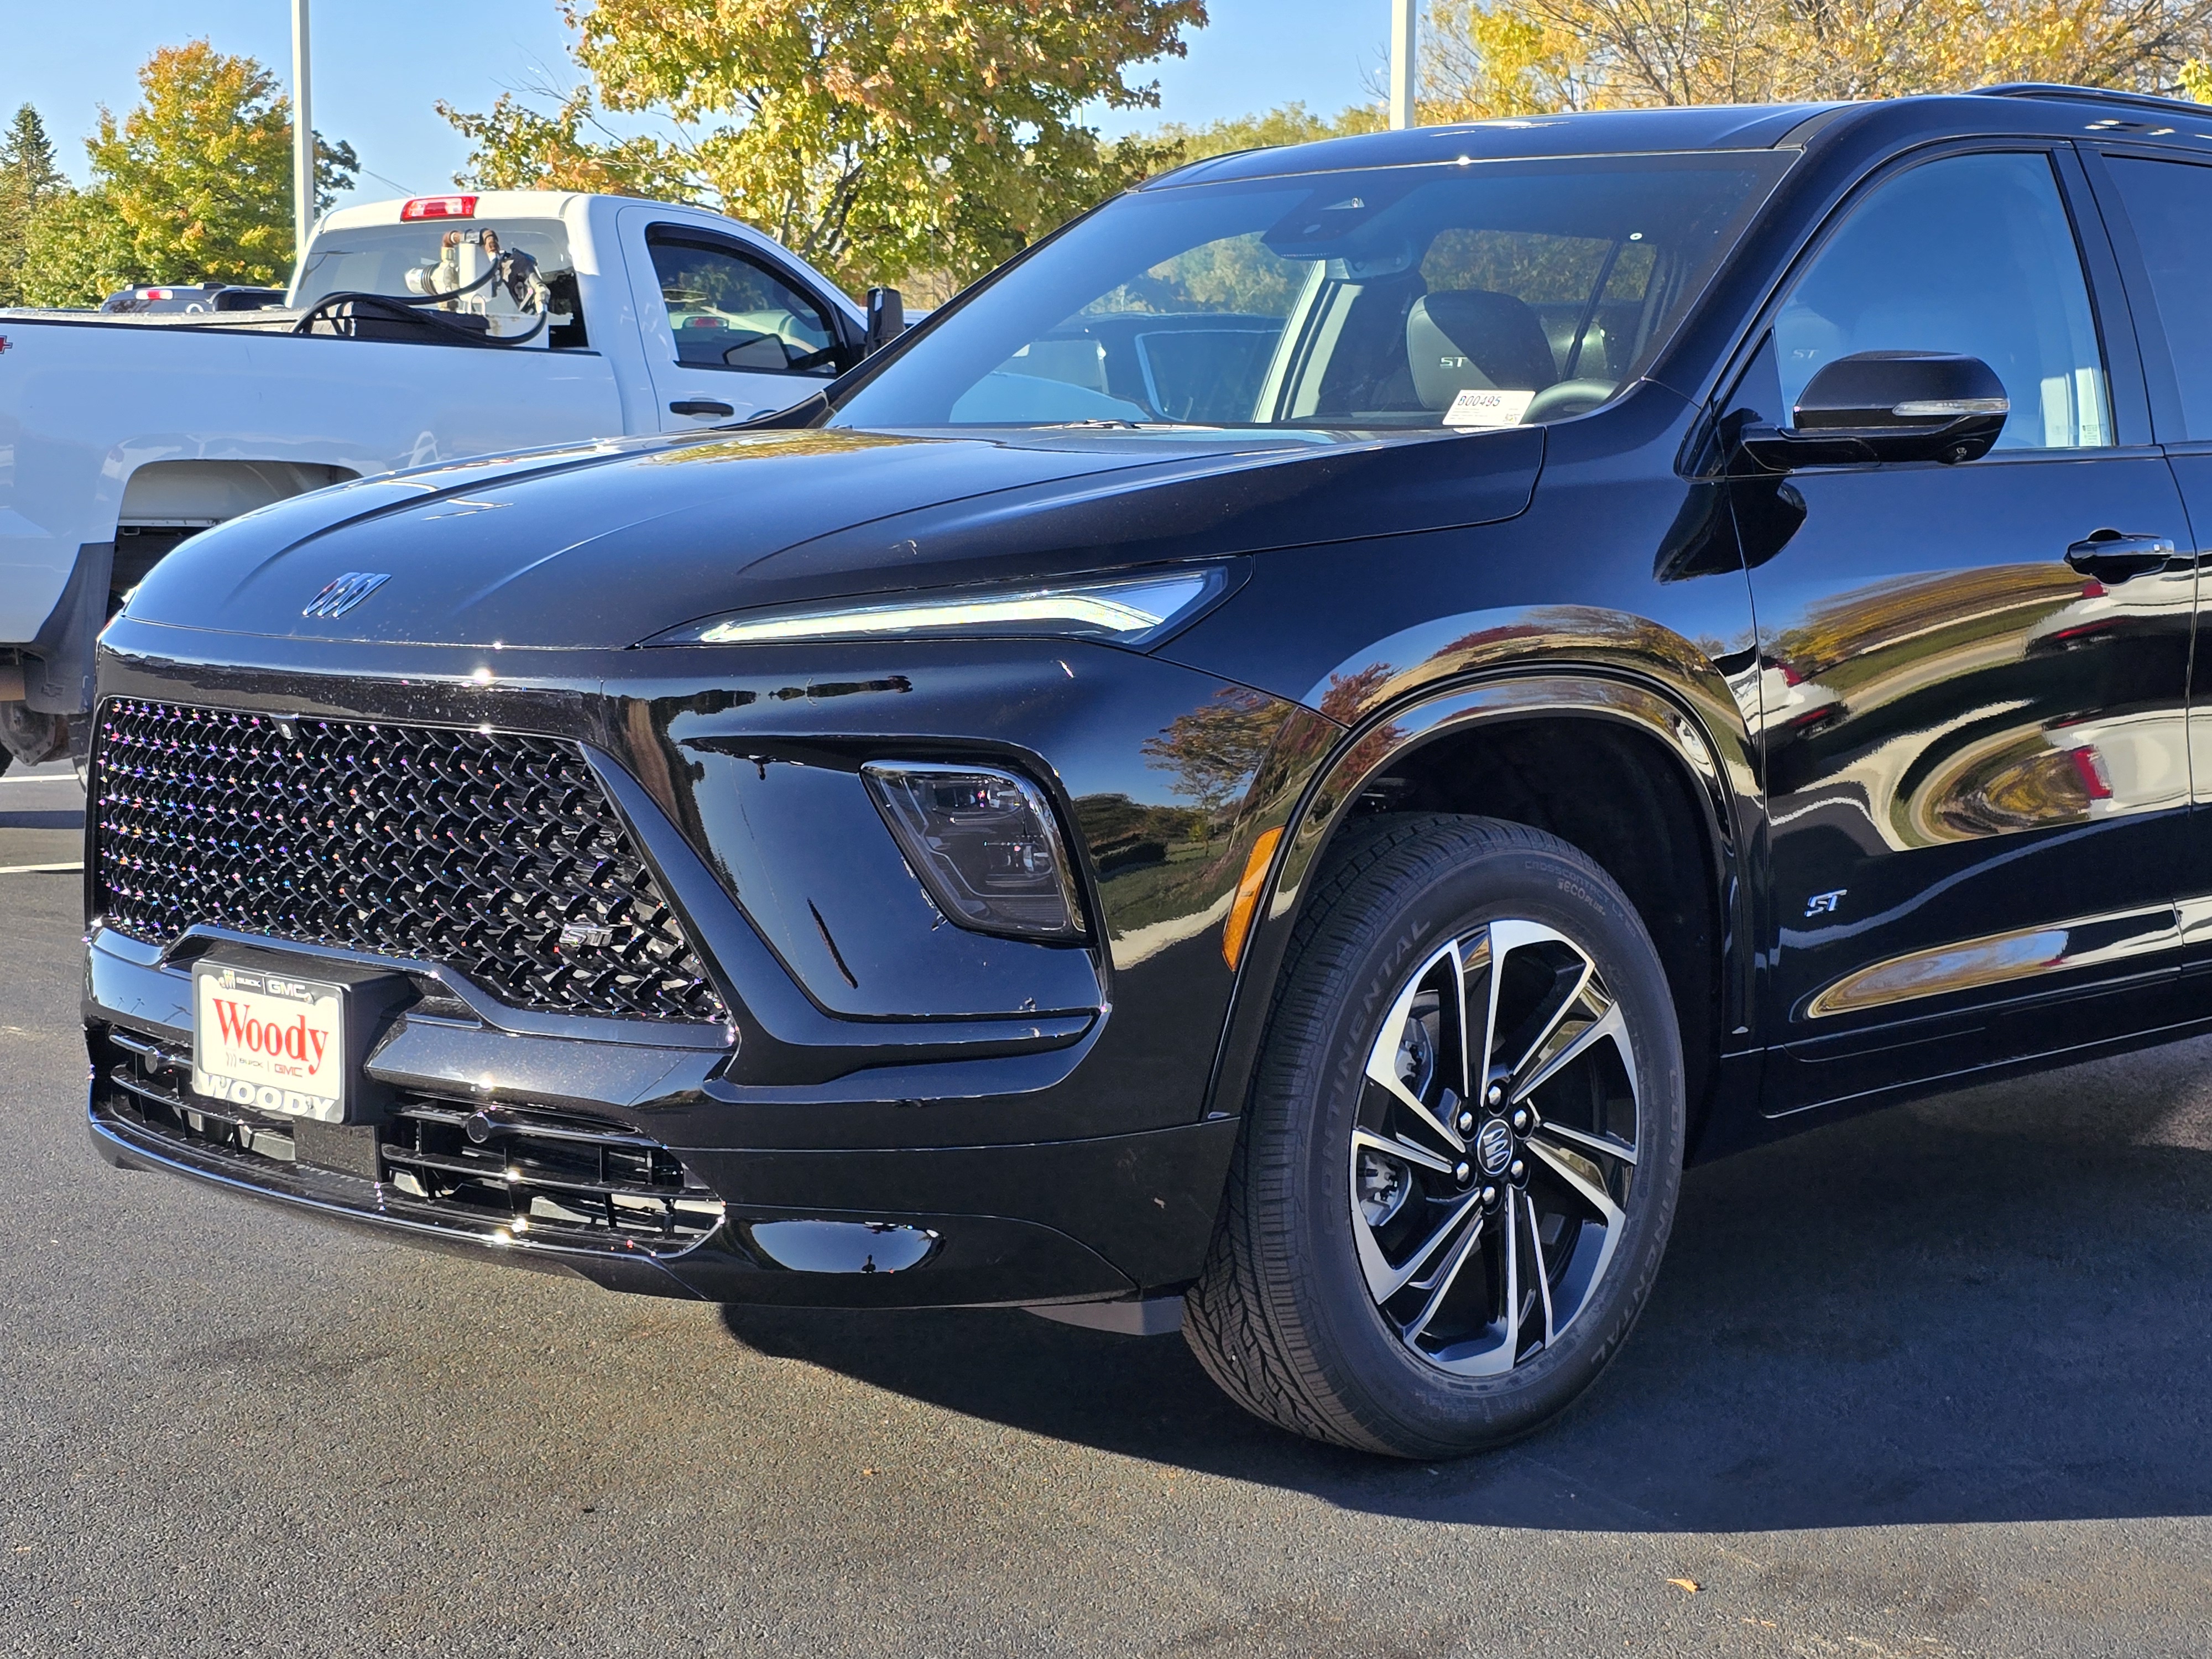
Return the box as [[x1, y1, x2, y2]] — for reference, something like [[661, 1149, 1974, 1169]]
[[1521, 378, 1619, 423]]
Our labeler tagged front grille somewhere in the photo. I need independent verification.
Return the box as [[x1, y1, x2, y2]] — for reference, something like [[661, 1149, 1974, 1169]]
[[95, 699, 726, 1025], [97, 1029, 724, 1254]]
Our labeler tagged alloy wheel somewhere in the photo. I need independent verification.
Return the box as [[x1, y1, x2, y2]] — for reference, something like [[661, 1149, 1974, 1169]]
[[1349, 919, 1641, 1376]]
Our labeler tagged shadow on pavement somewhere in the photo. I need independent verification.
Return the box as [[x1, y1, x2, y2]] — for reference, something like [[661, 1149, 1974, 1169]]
[[721, 1036, 2212, 1531]]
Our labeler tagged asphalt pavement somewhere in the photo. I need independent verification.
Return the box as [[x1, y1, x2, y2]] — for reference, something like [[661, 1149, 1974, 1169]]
[[3, 764, 2209, 1657]]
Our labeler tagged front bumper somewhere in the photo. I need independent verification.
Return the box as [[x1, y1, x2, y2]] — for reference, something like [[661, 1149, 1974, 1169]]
[[85, 940, 1235, 1305], [81, 620, 1309, 1306]]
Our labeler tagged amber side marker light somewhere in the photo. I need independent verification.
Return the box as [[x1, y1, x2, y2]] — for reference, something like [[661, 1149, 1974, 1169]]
[[1223, 827, 1284, 971]]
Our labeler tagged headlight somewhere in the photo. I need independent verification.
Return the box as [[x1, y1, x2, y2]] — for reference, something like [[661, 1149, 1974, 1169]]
[[643, 566, 1229, 648], [863, 761, 1085, 940]]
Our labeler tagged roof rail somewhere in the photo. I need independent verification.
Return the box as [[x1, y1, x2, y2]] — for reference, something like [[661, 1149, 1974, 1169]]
[[1975, 82, 2209, 121]]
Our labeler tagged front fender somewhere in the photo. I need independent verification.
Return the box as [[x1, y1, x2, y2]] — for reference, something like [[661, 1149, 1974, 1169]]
[[1200, 659, 1761, 1135]]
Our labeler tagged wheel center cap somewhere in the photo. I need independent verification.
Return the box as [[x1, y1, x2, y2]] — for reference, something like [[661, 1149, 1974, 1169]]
[[1475, 1117, 1514, 1177]]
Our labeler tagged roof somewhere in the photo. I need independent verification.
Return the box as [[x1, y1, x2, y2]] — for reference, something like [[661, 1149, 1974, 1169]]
[[1146, 84, 2212, 189], [1145, 105, 1838, 188]]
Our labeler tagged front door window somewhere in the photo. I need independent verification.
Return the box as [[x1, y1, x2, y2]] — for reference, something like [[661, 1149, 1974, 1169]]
[[1773, 150, 2111, 451], [646, 235, 839, 378]]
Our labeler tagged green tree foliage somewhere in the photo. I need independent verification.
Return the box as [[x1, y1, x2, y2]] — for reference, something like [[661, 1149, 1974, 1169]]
[[0, 105, 69, 304], [1141, 685, 1286, 825], [14, 41, 357, 306], [442, 0, 1206, 293], [17, 190, 139, 308]]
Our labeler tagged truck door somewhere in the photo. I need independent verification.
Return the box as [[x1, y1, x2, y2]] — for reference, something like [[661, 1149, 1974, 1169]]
[[619, 215, 847, 431], [1732, 147, 2195, 1113]]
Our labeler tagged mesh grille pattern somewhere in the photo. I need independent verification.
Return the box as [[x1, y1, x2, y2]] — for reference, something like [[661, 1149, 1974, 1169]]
[[95, 699, 726, 1024]]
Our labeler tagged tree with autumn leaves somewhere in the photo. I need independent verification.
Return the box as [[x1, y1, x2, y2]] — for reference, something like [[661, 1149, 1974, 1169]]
[[2, 41, 354, 306], [442, 0, 1206, 298], [1421, 0, 2212, 118]]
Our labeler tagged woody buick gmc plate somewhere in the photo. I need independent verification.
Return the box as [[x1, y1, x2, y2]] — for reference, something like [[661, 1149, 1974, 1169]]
[[191, 961, 348, 1123]]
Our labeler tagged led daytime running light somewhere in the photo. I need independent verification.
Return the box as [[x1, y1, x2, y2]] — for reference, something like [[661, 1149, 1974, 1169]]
[[662, 568, 1224, 648]]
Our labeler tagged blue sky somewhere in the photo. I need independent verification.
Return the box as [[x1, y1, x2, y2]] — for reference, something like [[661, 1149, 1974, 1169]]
[[0, 1, 1385, 210]]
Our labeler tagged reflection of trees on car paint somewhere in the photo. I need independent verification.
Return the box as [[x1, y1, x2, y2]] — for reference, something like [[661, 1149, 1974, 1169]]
[[1141, 685, 1284, 825], [1756, 561, 2198, 850]]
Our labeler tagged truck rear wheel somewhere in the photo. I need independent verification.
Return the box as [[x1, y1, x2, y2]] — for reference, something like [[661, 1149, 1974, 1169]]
[[1183, 814, 1684, 1457]]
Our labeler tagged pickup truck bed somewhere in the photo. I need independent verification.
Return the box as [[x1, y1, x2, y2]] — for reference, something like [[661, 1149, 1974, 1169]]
[[0, 190, 863, 766]]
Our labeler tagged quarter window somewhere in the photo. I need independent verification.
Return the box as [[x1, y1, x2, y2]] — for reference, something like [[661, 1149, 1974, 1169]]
[[1775, 152, 2111, 450], [2105, 156, 2212, 440], [647, 233, 838, 375]]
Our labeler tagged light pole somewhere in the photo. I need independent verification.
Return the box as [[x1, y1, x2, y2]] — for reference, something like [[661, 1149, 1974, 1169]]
[[291, 0, 313, 273], [1389, 0, 1418, 130]]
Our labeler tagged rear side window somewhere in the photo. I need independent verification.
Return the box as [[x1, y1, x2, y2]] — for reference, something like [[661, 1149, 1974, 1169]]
[[292, 220, 583, 345], [647, 233, 838, 375], [2105, 156, 2212, 440], [1773, 152, 2111, 450]]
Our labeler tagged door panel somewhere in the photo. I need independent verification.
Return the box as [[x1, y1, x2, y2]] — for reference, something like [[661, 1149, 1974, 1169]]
[[1730, 150, 2193, 1110], [1751, 451, 2190, 1029]]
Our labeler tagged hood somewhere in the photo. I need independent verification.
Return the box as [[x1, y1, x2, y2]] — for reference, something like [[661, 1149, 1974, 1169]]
[[121, 422, 1544, 650]]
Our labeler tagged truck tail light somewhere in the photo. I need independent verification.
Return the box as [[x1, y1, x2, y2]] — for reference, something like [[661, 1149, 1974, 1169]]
[[401, 195, 478, 222]]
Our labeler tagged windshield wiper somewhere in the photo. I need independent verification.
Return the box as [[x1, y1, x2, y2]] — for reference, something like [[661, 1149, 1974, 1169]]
[[1037, 419, 1224, 431]]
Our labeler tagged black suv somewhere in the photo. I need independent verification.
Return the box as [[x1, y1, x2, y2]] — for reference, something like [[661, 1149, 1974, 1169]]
[[83, 85, 2212, 1457]]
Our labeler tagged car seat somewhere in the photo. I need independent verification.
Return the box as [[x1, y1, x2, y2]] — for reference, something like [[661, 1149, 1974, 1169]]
[[1406, 290, 1560, 410]]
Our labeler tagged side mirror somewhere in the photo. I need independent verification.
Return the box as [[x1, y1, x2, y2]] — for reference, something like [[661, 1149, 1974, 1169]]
[[863, 286, 906, 356], [1741, 351, 2009, 469]]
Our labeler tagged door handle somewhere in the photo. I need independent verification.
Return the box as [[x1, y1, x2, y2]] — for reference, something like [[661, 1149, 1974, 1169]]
[[2064, 533, 2178, 582], [669, 399, 735, 419]]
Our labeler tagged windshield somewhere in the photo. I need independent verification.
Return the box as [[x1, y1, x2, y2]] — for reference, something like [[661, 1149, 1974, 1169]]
[[831, 152, 1788, 437]]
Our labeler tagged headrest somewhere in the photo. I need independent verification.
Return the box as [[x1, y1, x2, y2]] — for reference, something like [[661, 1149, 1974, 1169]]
[[1406, 290, 1558, 410]]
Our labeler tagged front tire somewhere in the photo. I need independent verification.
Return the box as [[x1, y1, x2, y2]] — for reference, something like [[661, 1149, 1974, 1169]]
[[1184, 815, 1685, 1457]]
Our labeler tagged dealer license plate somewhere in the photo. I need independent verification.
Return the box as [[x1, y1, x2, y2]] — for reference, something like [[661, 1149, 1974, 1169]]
[[191, 961, 348, 1123]]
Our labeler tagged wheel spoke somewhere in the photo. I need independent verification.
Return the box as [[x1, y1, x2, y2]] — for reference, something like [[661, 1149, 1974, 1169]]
[[1524, 1190, 1556, 1348], [1510, 990, 1621, 1106], [1403, 1201, 1492, 1343], [1477, 918, 1570, 1078], [1434, 1186, 1521, 1374], [1525, 1133, 1627, 1228], [1352, 1126, 1459, 1178], [1508, 949, 1595, 1082], [1362, 938, 1468, 1151], [1357, 1190, 1482, 1303], [1530, 1114, 1637, 1167]]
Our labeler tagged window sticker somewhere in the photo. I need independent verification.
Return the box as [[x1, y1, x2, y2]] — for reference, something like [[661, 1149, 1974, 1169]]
[[1443, 388, 1535, 428]]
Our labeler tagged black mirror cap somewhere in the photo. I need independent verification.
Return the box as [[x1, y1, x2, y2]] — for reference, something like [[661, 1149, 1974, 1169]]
[[1796, 351, 2008, 432], [864, 286, 906, 356], [1744, 350, 2010, 468]]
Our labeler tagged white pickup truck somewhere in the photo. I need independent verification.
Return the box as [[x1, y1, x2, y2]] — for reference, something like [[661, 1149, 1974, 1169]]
[[0, 190, 874, 769]]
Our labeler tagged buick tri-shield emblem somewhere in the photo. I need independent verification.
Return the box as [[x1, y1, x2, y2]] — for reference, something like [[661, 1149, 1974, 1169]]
[[302, 571, 392, 618], [1475, 1117, 1515, 1177]]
